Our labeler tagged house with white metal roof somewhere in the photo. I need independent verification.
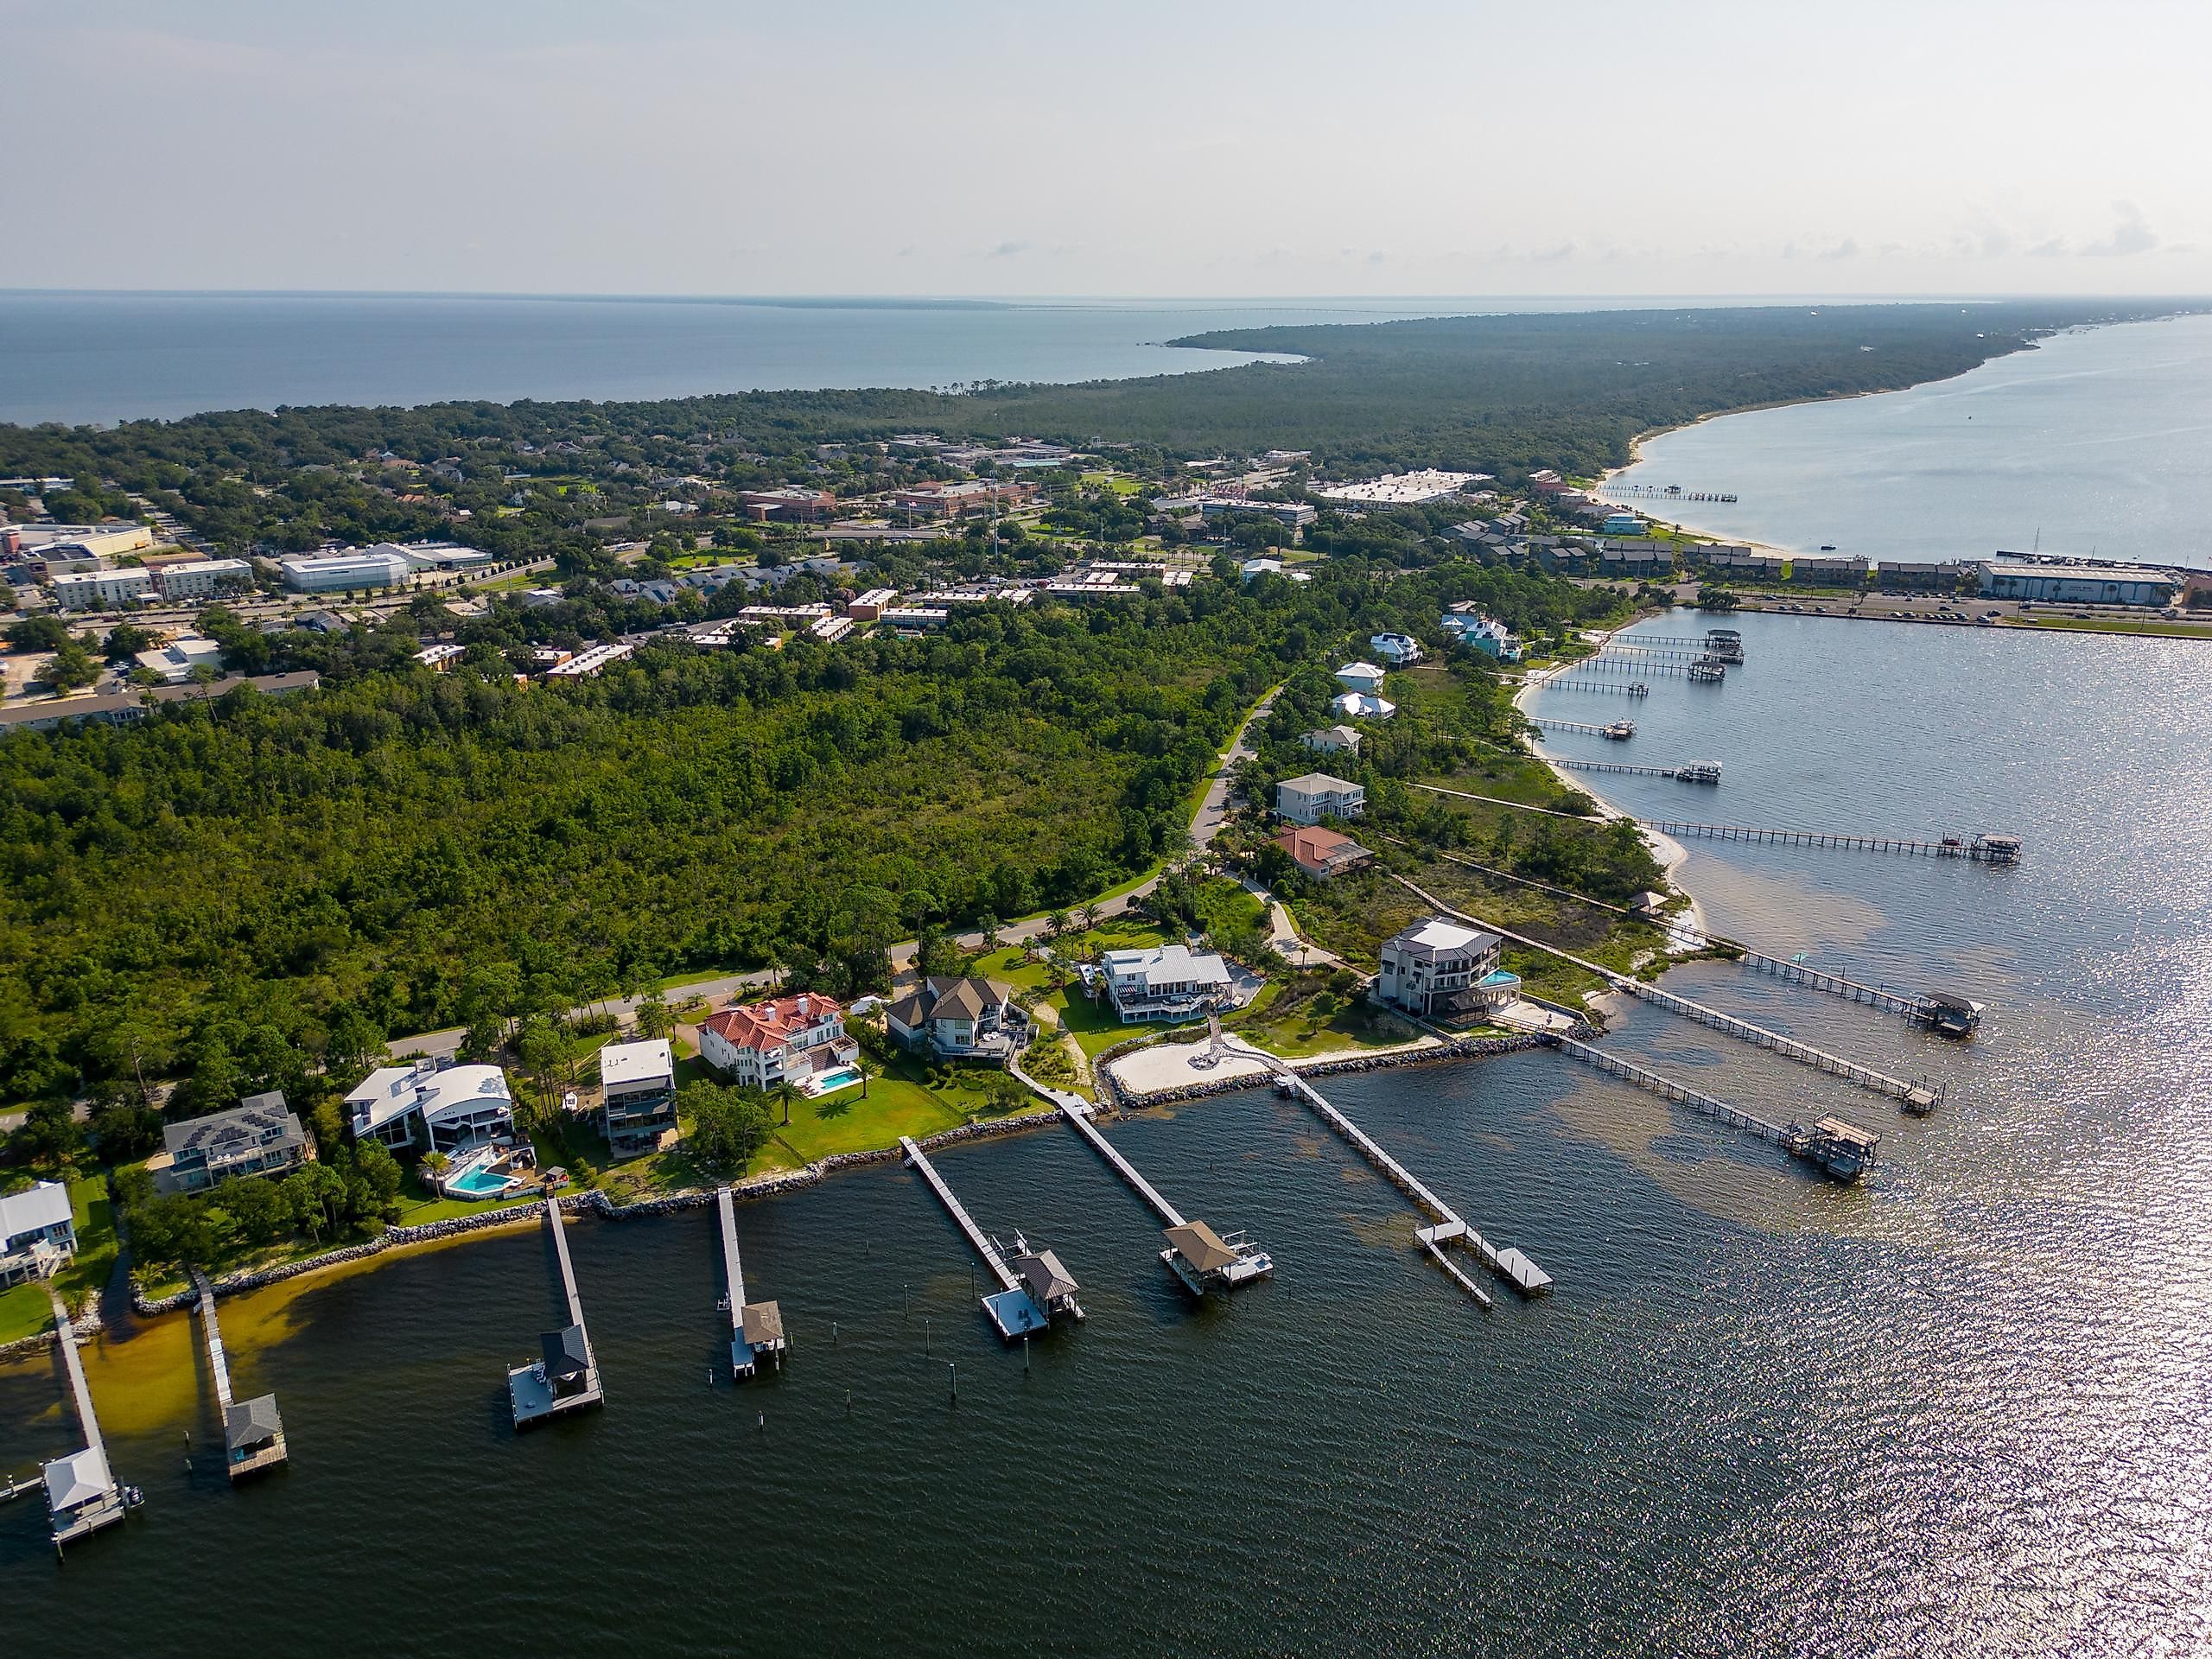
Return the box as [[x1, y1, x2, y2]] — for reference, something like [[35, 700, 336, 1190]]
[[346, 1061, 516, 1154], [0, 1179, 77, 1287]]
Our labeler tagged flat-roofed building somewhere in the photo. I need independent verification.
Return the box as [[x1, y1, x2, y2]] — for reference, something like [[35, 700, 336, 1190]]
[[152, 558, 254, 602], [1276, 772, 1366, 824], [598, 1039, 677, 1160], [133, 634, 226, 683], [1314, 469, 1478, 508], [52, 567, 153, 610], [1978, 560, 2178, 607], [280, 550, 411, 592]]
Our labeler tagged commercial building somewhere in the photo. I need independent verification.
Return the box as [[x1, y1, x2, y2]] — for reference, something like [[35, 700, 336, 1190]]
[[132, 635, 226, 683], [1978, 561, 2179, 607], [598, 1039, 677, 1160], [1273, 824, 1374, 880], [0, 523, 155, 559], [415, 643, 466, 671], [1314, 470, 1480, 509], [1276, 772, 1366, 824], [152, 558, 254, 602], [371, 540, 490, 573], [149, 1093, 309, 1196], [1240, 556, 1311, 583], [699, 994, 858, 1093], [346, 1060, 516, 1154], [1374, 917, 1508, 1019], [0, 1180, 77, 1287], [1874, 559, 1974, 592], [51, 567, 154, 610], [738, 487, 836, 522], [1100, 943, 1235, 1023], [883, 976, 1026, 1060], [279, 550, 412, 592], [543, 641, 634, 677]]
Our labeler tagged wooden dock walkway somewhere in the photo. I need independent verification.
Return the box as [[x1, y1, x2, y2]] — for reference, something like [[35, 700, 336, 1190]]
[[716, 1185, 785, 1378], [1529, 717, 1632, 739], [509, 1197, 603, 1427], [44, 1290, 135, 1548], [1545, 754, 1719, 784], [1548, 1037, 1878, 1182], [1055, 1103, 1185, 1229], [1389, 874, 1939, 1110], [1268, 1066, 1546, 1301], [899, 1136, 1021, 1292], [1535, 676, 1650, 698], [1643, 818, 2023, 864], [192, 1268, 289, 1480], [1567, 652, 1719, 680]]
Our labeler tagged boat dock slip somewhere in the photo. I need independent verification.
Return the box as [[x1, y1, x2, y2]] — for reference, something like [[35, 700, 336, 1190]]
[[192, 1268, 287, 1480], [509, 1198, 604, 1427], [899, 1136, 1080, 1340], [1268, 1067, 1542, 1301], [1389, 874, 1942, 1112], [1056, 1103, 1274, 1297], [1538, 677, 1650, 698], [717, 1185, 786, 1380], [1548, 1036, 1879, 1183], [1642, 818, 2023, 864], [1561, 652, 1722, 680], [42, 1290, 140, 1548]]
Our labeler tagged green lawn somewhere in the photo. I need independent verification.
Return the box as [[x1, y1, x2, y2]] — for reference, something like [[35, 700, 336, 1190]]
[[2012, 615, 2212, 638], [0, 1172, 118, 1344], [751, 1058, 1028, 1170]]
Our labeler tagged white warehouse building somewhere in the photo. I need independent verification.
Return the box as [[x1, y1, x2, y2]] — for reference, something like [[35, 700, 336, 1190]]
[[279, 551, 413, 593]]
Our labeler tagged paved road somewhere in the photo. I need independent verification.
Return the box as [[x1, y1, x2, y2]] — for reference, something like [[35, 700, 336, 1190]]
[[391, 684, 1281, 1058]]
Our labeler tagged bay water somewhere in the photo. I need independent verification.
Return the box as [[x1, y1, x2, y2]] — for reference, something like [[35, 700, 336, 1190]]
[[5, 607, 2209, 1656]]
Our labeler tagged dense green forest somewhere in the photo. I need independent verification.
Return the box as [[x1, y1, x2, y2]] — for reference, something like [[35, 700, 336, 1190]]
[[0, 304, 2158, 541], [0, 560, 1625, 1108]]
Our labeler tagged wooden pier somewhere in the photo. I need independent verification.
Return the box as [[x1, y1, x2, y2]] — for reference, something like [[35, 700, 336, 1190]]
[[1643, 819, 2023, 864], [191, 1268, 286, 1481], [1268, 1066, 1546, 1301], [1390, 874, 1940, 1110], [1537, 676, 1649, 698], [716, 1186, 785, 1380], [508, 1197, 603, 1427], [1545, 754, 1720, 785], [1598, 485, 1738, 502], [1055, 1103, 1273, 1296], [1548, 1037, 1878, 1182], [1529, 717, 1634, 740], [1566, 652, 1719, 680], [42, 1291, 140, 1549], [899, 1136, 1080, 1339]]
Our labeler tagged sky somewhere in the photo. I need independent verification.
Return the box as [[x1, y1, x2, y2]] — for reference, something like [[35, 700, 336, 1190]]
[[12, 0, 2211, 299]]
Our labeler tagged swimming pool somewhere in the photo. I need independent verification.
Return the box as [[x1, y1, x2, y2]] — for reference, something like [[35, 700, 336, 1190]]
[[805, 1065, 864, 1096], [445, 1160, 518, 1198]]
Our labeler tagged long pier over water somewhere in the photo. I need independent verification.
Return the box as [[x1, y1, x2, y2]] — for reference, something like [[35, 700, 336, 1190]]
[[192, 1268, 287, 1479], [43, 1291, 136, 1548], [1644, 818, 2023, 863]]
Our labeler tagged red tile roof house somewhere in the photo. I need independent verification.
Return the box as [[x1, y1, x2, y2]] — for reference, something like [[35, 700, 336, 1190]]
[[1273, 824, 1375, 880], [698, 993, 860, 1094]]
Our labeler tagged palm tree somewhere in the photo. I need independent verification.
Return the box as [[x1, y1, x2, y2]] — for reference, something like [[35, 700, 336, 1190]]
[[772, 1077, 799, 1128], [1078, 901, 1102, 935], [858, 1057, 878, 1100]]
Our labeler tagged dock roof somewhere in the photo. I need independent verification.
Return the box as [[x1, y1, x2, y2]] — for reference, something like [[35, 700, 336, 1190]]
[[1165, 1221, 1239, 1274], [741, 1300, 785, 1347], [542, 1325, 591, 1382], [1815, 1117, 1882, 1150], [225, 1395, 284, 1451], [42, 1446, 111, 1512], [1016, 1249, 1078, 1303]]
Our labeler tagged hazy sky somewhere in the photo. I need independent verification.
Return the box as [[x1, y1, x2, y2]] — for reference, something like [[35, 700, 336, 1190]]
[[14, 0, 2209, 297]]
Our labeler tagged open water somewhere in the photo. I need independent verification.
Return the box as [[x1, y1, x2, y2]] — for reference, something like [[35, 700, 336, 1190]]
[[1613, 311, 2212, 569], [4, 608, 2209, 1656]]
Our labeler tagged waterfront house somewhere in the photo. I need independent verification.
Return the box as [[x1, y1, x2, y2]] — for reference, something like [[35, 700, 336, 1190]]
[[346, 1060, 516, 1154], [1442, 607, 1522, 661], [1101, 943, 1235, 1023], [149, 1092, 309, 1195], [1300, 724, 1362, 756], [1273, 824, 1374, 880], [1369, 632, 1423, 666], [598, 1039, 677, 1160], [1333, 661, 1387, 695], [0, 1180, 76, 1287], [1275, 772, 1365, 825], [1330, 690, 1396, 721], [700, 994, 859, 1093], [1374, 917, 1506, 1019], [882, 976, 1026, 1060], [1599, 512, 1643, 537]]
